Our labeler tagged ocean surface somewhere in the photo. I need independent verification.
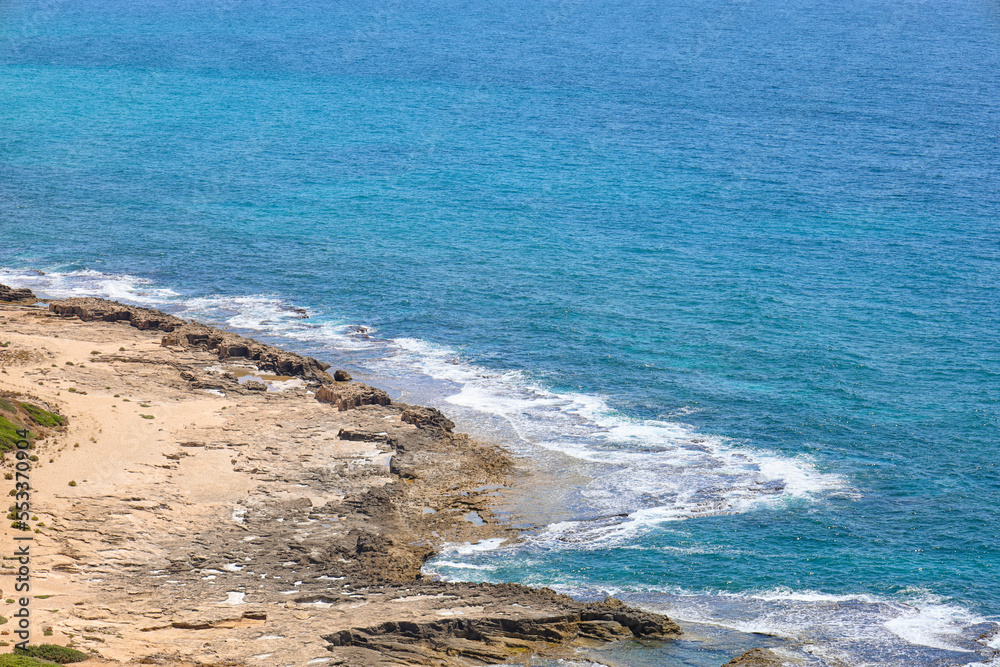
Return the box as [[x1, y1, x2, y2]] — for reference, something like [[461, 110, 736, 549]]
[[2, 0, 1000, 664]]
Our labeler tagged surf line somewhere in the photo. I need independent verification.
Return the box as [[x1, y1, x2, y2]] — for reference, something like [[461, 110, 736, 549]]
[[12, 426, 33, 649]]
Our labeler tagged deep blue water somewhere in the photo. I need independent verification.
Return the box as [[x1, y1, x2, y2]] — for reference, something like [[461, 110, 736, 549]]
[[3, 0, 1000, 663]]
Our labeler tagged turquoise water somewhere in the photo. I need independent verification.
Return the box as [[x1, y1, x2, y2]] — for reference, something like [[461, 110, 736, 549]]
[[3, 0, 1000, 663]]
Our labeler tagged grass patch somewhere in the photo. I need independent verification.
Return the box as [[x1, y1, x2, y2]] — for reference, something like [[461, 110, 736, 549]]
[[0, 398, 16, 413], [20, 404, 65, 428], [0, 655, 62, 666], [0, 416, 33, 453], [14, 643, 90, 663], [139, 414, 154, 420]]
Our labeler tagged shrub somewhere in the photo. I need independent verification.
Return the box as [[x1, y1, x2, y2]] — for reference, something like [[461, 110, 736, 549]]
[[14, 643, 91, 663]]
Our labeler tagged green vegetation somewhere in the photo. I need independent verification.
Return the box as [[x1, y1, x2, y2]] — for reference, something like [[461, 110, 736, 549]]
[[0, 654, 61, 666], [0, 399, 66, 452], [14, 643, 90, 663], [20, 404, 64, 428], [140, 414, 154, 420], [67, 481, 76, 487], [0, 415, 32, 453]]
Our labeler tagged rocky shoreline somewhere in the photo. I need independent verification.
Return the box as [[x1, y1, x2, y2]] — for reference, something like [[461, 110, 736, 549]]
[[0, 285, 777, 666]]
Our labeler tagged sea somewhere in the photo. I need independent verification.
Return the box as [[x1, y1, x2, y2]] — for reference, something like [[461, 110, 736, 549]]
[[2, 0, 999, 664]]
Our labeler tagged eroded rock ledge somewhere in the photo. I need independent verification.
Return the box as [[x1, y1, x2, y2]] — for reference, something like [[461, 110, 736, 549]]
[[48, 296, 334, 383], [0, 283, 36, 303], [326, 592, 680, 665]]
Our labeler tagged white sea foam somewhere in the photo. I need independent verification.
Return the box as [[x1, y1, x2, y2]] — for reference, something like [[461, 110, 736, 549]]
[[0, 268, 180, 304], [369, 335, 846, 539], [884, 604, 980, 651], [177, 295, 380, 354], [427, 561, 497, 571], [630, 587, 1000, 666], [436, 539, 508, 556]]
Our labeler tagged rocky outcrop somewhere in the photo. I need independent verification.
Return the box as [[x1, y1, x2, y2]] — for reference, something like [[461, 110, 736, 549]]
[[161, 322, 333, 384], [324, 593, 681, 665], [338, 428, 393, 444], [0, 283, 36, 303], [47, 297, 333, 384], [400, 406, 455, 432], [334, 369, 353, 382], [722, 648, 783, 666], [49, 297, 185, 330], [316, 382, 392, 410]]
